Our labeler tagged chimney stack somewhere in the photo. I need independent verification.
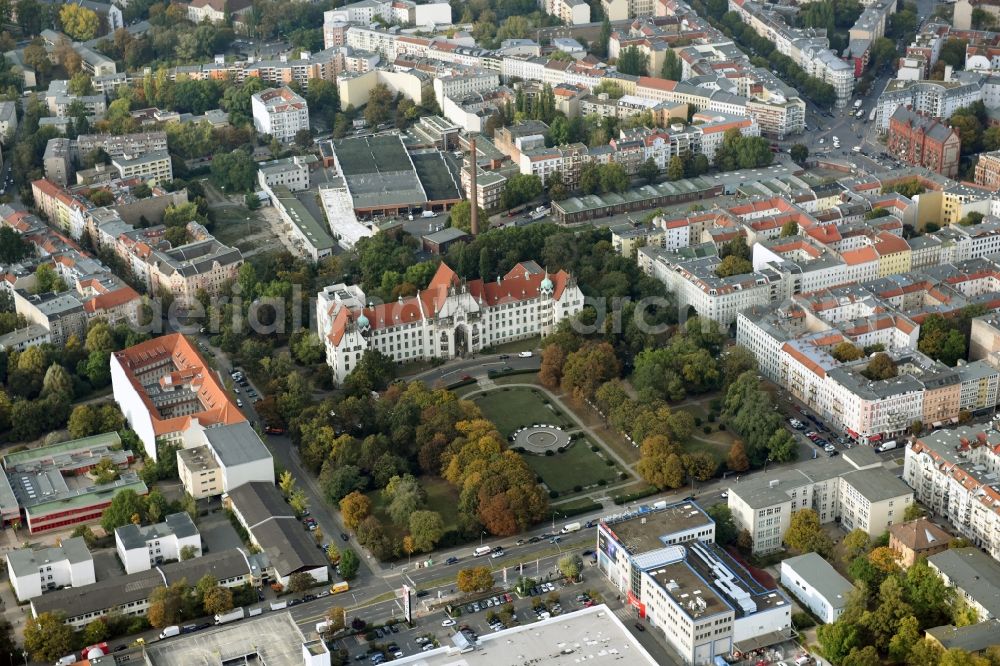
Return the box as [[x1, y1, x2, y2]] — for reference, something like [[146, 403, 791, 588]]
[[469, 136, 479, 236]]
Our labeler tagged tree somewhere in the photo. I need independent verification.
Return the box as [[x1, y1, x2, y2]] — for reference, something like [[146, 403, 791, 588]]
[[41, 363, 74, 400], [180, 545, 198, 560], [339, 548, 360, 580], [500, 173, 543, 210], [842, 529, 871, 564], [101, 489, 147, 531], [210, 149, 256, 192], [817, 620, 862, 664], [408, 510, 445, 552], [617, 45, 649, 76], [888, 614, 921, 663], [323, 607, 346, 637], [82, 618, 109, 645], [288, 572, 317, 593], [863, 352, 898, 380], [24, 612, 76, 662], [726, 439, 750, 472], [832, 341, 864, 362], [558, 555, 582, 580], [91, 458, 120, 484], [146, 582, 189, 628], [457, 566, 495, 593], [638, 157, 659, 184], [33, 263, 67, 293], [790, 144, 809, 165], [707, 504, 738, 545], [715, 255, 753, 277], [784, 508, 832, 556], [903, 503, 926, 521], [661, 48, 682, 80], [842, 646, 881, 666], [0, 227, 31, 264], [667, 155, 685, 181], [198, 579, 233, 617], [60, 4, 99, 41], [448, 200, 486, 232], [339, 491, 371, 530], [278, 469, 296, 497], [68, 71, 94, 96]]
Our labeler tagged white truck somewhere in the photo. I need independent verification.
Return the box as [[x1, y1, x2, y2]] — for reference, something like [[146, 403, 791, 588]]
[[159, 626, 181, 639], [473, 545, 491, 557], [560, 522, 582, 534], [875, 440, 898, 453], [214, 608, 246, 625], [853, 99, 863, 109]]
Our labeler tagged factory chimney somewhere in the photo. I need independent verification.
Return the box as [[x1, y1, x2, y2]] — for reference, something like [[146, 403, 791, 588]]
[[469, 136, 479, 235]]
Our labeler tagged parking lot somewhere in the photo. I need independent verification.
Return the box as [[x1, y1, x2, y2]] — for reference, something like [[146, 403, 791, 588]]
[[340, 576, 608, 663]]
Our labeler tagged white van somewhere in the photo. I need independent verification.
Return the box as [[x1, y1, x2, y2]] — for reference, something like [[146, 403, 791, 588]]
[[473, 546, 491, 557], [270, 600, 288, 611]]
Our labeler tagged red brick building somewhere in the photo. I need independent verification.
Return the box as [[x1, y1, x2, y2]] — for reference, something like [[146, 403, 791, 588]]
[[887, 106, 961, 178]]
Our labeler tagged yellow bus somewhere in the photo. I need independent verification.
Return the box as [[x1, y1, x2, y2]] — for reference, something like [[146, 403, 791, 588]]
[[330, 581, 350, 595]]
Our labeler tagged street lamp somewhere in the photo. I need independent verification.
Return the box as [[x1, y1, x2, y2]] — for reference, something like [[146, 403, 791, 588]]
[[480, 530, 487, 546]]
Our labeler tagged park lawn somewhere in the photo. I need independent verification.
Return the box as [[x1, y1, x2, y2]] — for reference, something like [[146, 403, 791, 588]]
[[523, 442, 620, 495], [472, 387, 573, 437], [367, 477, 461, 540], [484, 336, 541, 354]]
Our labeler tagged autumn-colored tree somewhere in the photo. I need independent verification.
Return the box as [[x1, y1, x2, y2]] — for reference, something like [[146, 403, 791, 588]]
[[146, 582, 189, 628], [538, 344, 566, 390], [868, 546, 901, 574], [24, 612, 75, 662], [560, 342, 620, 402], [841, 529, 871, 565], [457, 566, 495, 593], [323, 607, 346, 636], [637, 450, 685, 489], [726, 439, 750, 472], [783, 509, 832, 556], [681, 451, 718, 481], [831, 341, 864, 362], [339, 491, 371, 530], [60, 4, 99, 41], [736, 528, 753, 552], [203, 585, 234, 615], [863, 352, 898, 380]]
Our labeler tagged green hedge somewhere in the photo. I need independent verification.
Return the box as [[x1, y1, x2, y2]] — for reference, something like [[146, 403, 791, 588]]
[[612, 486, 659, 505]]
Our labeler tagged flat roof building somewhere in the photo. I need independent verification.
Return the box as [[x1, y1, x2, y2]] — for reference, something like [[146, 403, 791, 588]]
[[779, 552, 854, 624], [596, 500, 791, 664], [394, 604, 657, 665]]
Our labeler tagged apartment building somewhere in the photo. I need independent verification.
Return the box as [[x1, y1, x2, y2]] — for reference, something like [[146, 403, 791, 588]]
[[251, 87, 310, 142], [111, 149, 173, 183], [904, 427, 1000, 562], [44, 80, 107, 119], [111, 333, 248, 457], [30, 178, 88, 236], [727, 447, 913, 554], [875, 76, 987, 132], [317, 261, 584, 383], [597, 500, 792, 665], [928, 548, 1000, 621], [728, 0, 854, 106], [541, 0, 590, 24], [602, 0, 656, 20], [115, 513, 202, 574], [887, 106, 961, 178], [5, 537, 95, 602], [974, 150, 1000, 190], [325, 0, 450, 27], [146, 237, 243, 305]]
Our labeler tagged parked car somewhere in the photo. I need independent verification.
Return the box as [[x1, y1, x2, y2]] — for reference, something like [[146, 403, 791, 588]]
[[446, 556, 459, 565]]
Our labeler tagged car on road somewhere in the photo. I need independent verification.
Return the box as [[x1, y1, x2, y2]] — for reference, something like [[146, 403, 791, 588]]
[[499, 354, 510, 360], [441, 619, 456, 627], [340, 532, 349, 541], [416, 590, 429, 598], [236, 399, 244, 408], [518, 351, 533, 358], [720, 491, 729, 499], [445, 556, 459, 565], [528, 536, 541, 544], [634, 623, 645, 632]]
